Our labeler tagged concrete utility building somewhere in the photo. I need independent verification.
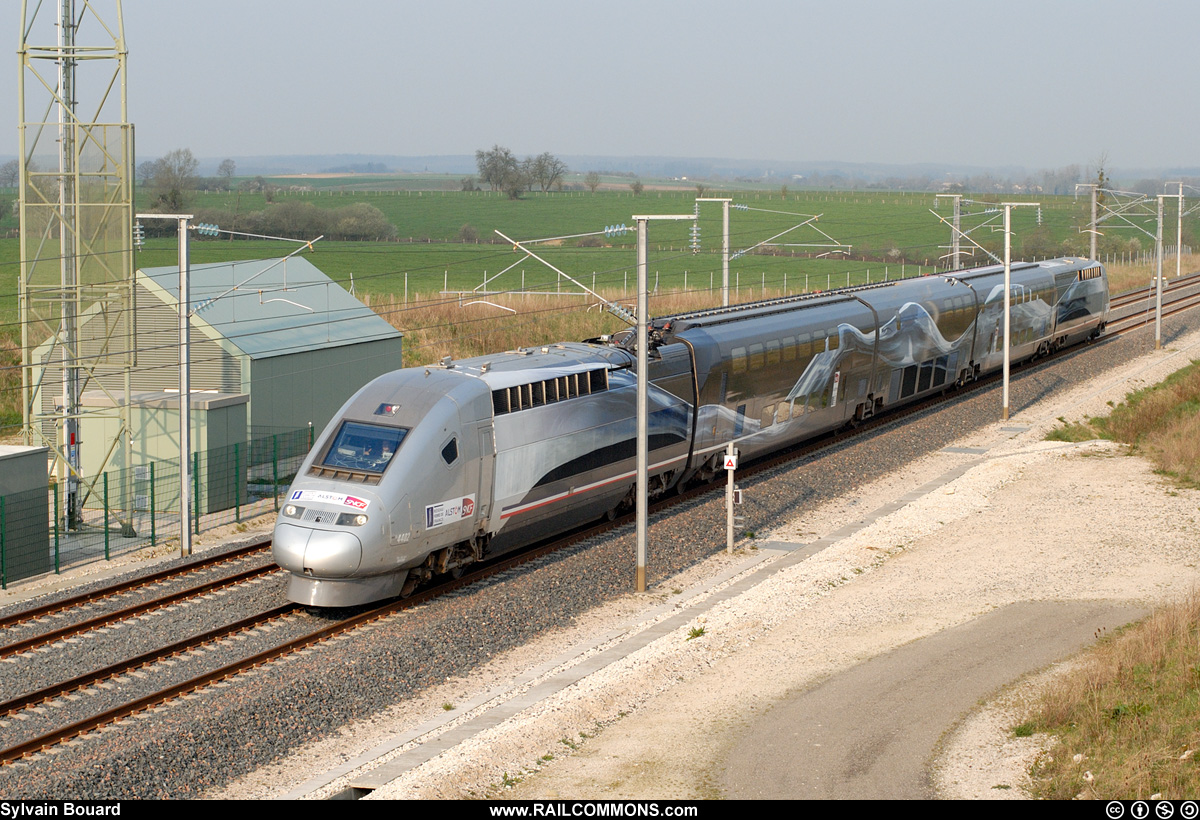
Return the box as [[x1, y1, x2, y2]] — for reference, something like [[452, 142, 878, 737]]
[[31, 256, 404, 468]]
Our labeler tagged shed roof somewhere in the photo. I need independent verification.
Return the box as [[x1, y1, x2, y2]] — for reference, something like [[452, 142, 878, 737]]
[[140, 257, 401, 360]]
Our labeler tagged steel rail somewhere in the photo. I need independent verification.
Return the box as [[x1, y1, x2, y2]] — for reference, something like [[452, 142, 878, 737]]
[[0, 538, 271, 631], [0, 603, 300, 718], [0, 562, 281, 659]]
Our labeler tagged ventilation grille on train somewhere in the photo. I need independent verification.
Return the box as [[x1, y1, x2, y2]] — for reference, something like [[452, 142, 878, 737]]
[[306, 466, 382, 484], [492, 369, 609, 415]]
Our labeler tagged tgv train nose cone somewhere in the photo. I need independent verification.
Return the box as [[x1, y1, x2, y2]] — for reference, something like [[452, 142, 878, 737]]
[[274, 522, 363, 577]]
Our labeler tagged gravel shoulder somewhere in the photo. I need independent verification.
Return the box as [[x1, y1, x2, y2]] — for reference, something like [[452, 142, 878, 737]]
[[207, 326, 1200, 801]]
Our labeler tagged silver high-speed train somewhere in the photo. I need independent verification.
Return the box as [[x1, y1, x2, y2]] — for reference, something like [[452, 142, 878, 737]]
[[273, 257, 1108, 606]]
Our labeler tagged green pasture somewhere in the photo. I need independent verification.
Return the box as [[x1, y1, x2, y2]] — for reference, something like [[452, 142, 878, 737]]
[[180, 187, 1095, 303], [184, 186, 1092, 265], [0, 185, 1167, 431], [0, 187, 1099, 328], [130, 237, 949, 303]]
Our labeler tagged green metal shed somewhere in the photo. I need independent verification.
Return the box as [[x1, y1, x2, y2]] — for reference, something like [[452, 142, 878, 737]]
[[31, 256, 404, 458]]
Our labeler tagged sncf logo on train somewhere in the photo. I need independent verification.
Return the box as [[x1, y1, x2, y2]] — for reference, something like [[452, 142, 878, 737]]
[[425, 494, 477, 529]]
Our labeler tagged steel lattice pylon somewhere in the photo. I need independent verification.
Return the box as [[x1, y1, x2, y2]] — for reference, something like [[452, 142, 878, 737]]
[[18, 0, 135, 531]]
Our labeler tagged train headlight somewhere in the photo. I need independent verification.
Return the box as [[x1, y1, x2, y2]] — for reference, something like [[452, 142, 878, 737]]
[[283, 504, 305, 519], [337, 512, 369, 527]]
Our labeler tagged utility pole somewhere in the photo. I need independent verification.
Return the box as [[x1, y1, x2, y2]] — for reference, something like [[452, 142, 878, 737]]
[[936, 194, 963, 270], [1171, 182, 1184, 281], [696, 198, 732, 305], [1074, 184, 1100, 261], [1090, 185, 1098, 262], [58, 0, 81, 527], [135, 214, 194, 557], [1155, 195, 1165, 351], [1001, 202, 1039, 421], [633, 213, 696, 593]]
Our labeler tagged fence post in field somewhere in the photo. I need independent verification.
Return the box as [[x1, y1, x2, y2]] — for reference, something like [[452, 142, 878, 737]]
[[235, 443, 241, 523], [193, 452, 201, 536], [104, 472, 110, 560], [150, 463, 156, 547]]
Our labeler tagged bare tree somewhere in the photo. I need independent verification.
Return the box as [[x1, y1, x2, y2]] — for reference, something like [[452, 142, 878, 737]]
[[502, 165, 530, 200], [149, 149, 199, 211], [530, 152, 567, 192], [1093, 151, 1110, 208], [0, 160, 19, 189], [217, 158, 236, 180], [629, 179, 644, 196], [584, 171, 601, 193], [475, 145, 519, 192]]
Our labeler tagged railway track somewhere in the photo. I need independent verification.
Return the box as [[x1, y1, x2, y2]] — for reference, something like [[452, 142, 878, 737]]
[[1108, 272, 1200, 334], [0, 539, 271, 633], [0, 518, 639, 765], [3, 275, 1197, 768], [1108, 270, 1200, 312]]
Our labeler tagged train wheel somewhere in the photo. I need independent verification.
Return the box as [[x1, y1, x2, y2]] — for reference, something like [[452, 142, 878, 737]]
[[399, 573, 420, 599]]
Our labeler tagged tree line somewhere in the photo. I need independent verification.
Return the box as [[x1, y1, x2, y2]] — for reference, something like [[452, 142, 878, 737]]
[[189, 200, 396, 242]]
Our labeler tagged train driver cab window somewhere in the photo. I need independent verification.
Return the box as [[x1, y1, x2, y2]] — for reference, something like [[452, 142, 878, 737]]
[[441, 437, 459, 466], [322, 421, 408, 474]]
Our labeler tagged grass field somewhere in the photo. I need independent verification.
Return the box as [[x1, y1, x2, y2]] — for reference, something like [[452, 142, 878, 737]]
[[0, 185, 1192, 432], [186, 187, 1084, 259]]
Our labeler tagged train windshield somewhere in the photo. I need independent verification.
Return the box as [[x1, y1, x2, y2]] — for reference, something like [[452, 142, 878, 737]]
[[321, 421, 408, 474]]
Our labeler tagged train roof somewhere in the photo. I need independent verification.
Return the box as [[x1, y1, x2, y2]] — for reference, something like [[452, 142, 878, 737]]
[[651, 256, 1098, 336], [430, 342, 634, 390]]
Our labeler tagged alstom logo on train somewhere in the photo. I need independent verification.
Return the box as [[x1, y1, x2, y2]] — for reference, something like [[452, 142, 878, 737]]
[[426, 495, 476, 529], [289, 490, 369, 508]]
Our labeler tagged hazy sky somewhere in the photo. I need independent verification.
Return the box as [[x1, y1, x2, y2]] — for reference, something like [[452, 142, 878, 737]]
[[10, 0, 1199, 171]]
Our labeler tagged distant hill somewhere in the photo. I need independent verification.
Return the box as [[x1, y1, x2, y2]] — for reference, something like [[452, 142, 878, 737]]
[[191, 154, 1198, 190], [2, 151, 1194, 189]]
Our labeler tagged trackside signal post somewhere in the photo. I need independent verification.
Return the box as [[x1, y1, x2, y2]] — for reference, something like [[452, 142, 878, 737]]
[[725, 443, 738, 553], [634, 213, 697, 592]]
